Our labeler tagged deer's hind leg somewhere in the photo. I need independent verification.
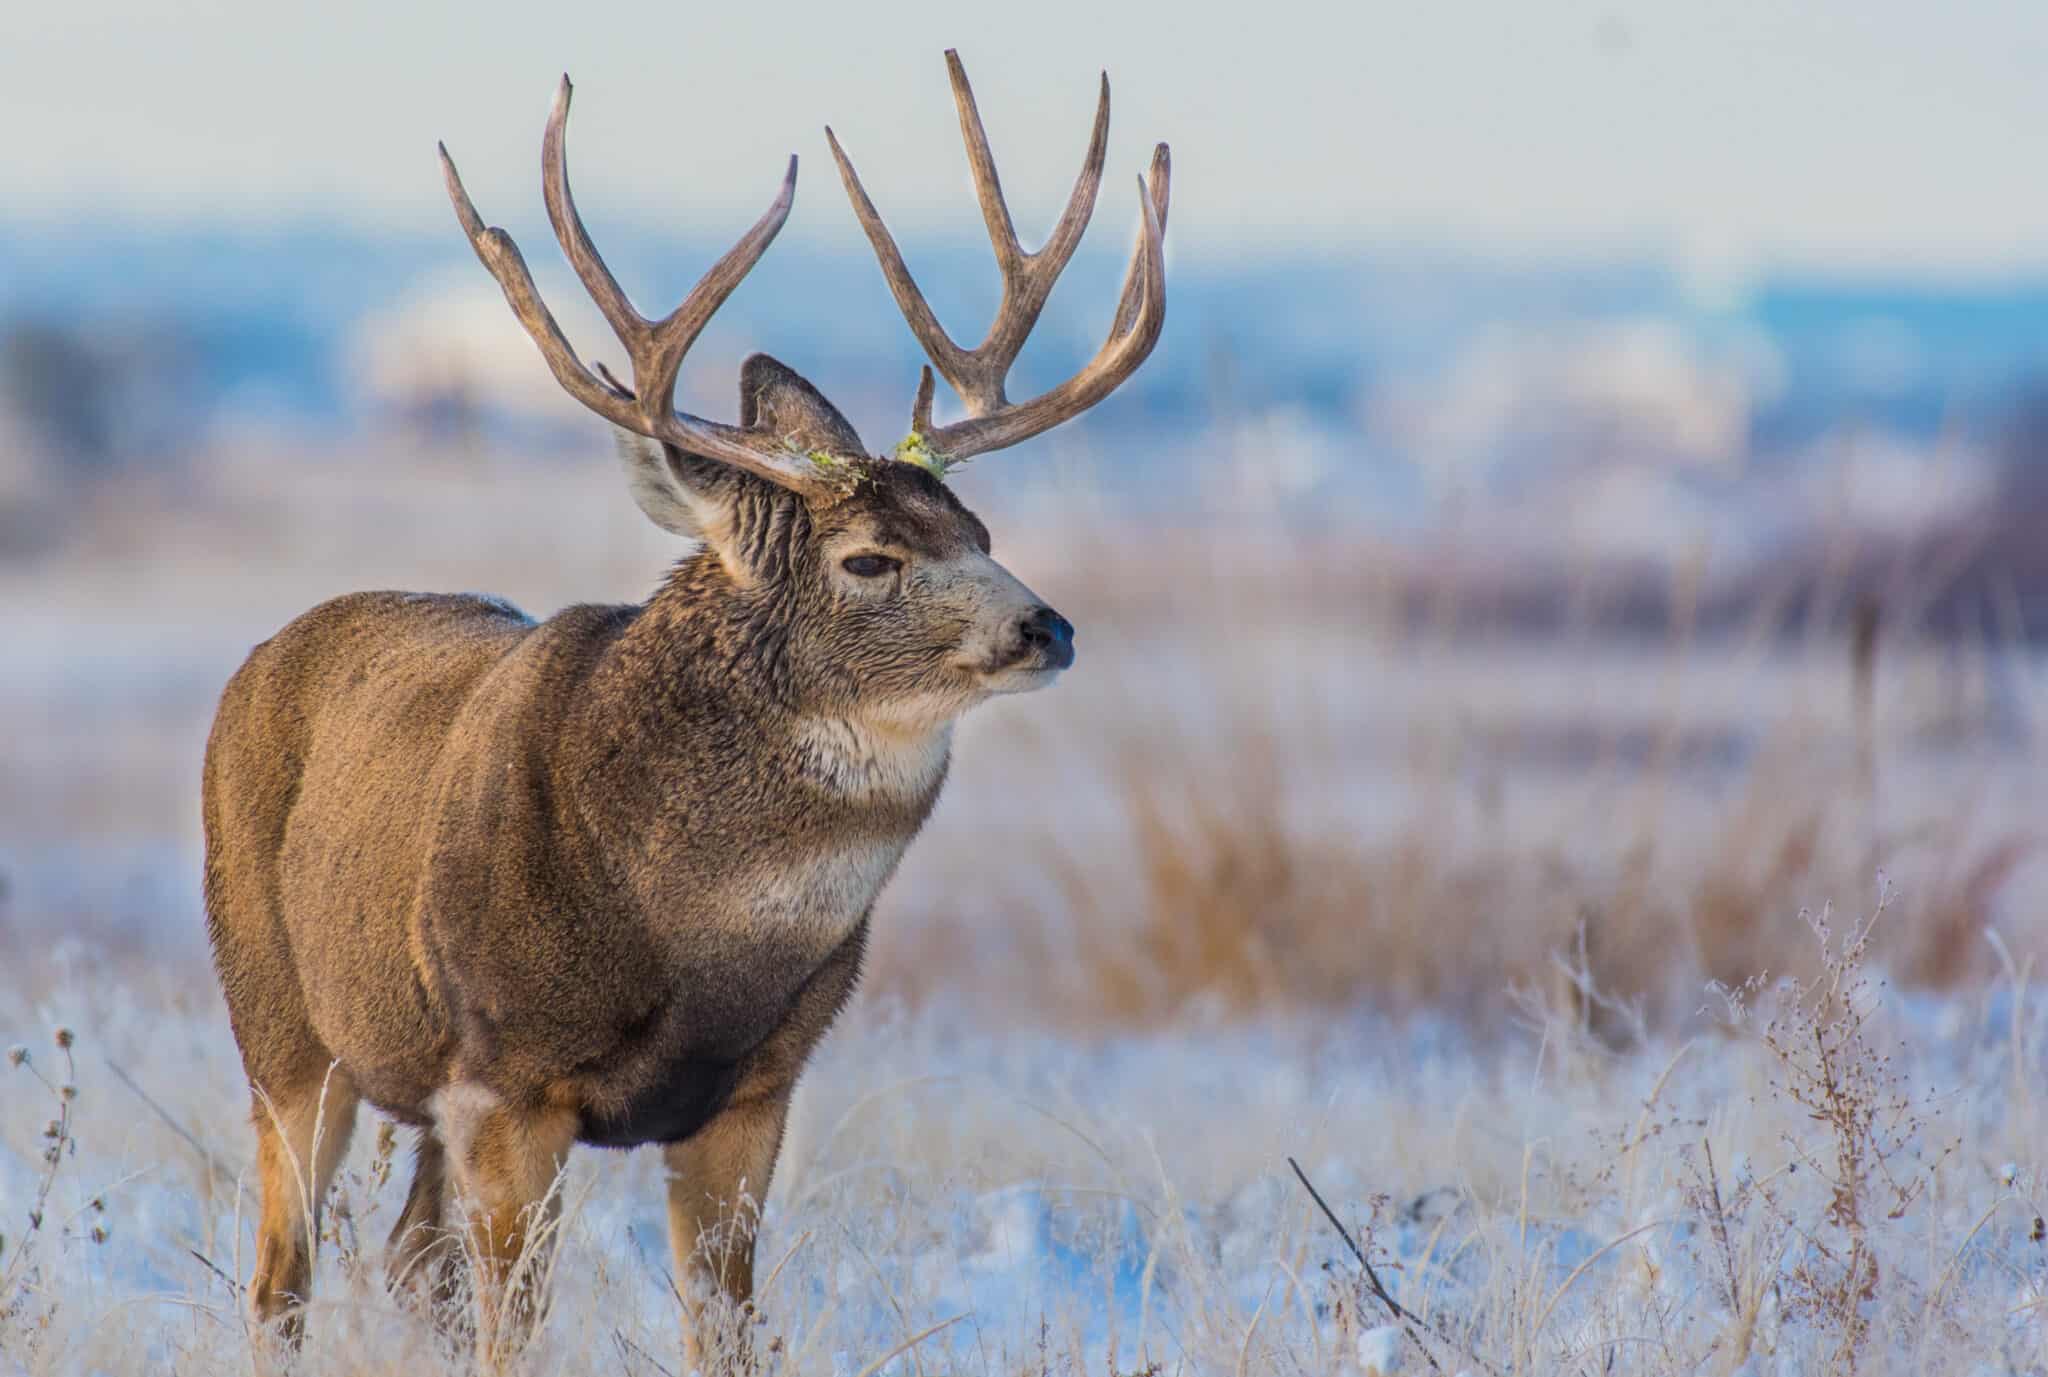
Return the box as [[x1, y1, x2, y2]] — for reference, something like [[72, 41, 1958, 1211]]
[[249, 1065, 361, 1347]]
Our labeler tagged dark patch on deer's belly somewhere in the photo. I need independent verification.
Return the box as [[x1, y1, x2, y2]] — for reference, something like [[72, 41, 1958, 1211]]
[[576, 1053, 745, 1149], [563, 936, 829, 1149]]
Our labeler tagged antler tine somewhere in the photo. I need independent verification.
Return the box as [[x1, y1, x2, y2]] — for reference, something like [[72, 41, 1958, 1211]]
[[826, 125, 972, 395], [923, 163, 1168, 462], [639, 153, 798, 433], [1104, 166, 1169, 366], [438, 141, 641, 430], [1108, 144, 1170, 343], [945, 50, 1022, 274], [963, 57, 1112, 377], [911, 365, 936, 437], [540, 77, 649, 360]]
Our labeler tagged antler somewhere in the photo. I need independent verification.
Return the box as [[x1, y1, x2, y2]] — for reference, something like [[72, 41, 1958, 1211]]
[[827, 50, 1170, 465], [439, 76, 831, 493]]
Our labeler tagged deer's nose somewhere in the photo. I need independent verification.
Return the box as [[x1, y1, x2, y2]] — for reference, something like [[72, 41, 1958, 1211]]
[[1018, 606, 1075, 668]]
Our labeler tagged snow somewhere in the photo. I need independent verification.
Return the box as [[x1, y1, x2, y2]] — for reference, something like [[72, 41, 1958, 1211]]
[[3, 963, 2046, 1374]]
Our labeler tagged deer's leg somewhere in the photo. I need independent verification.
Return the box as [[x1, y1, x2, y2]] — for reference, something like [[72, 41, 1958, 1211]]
[[249, 1067, 361, 1347], [385, 1128, 461, 1318], [664, 1086, 792, 1374], [665, 918, 870, 1371], [438, 1089, 577, 1365]]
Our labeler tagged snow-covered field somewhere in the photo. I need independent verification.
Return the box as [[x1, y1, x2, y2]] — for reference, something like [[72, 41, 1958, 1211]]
[[6, 450, 2048, 1373], [4, 916, 2046, 1375]]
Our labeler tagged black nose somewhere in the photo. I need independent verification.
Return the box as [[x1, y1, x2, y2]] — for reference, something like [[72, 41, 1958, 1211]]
[[1018, 606, 1076, 668]]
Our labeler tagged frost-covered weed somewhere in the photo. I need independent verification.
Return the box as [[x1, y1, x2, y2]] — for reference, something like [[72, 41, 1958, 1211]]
[[2, 933, 2044, 1375]]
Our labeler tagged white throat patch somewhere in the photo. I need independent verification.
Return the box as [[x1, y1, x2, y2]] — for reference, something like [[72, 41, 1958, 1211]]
[[793, 715, 953, 805]]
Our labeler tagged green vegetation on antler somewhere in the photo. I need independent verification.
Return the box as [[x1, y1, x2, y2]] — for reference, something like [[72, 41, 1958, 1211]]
[[799, 447, 866, 493], [891, 431, 952, 479]]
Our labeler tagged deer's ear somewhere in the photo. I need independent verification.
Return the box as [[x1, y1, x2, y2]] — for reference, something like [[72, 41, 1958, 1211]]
[[612, 429, 732, 541], [738, 353, 866, 455]]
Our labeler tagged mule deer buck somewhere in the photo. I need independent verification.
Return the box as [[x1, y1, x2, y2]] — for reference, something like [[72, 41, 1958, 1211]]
[[202, 50, 1168, 1367]]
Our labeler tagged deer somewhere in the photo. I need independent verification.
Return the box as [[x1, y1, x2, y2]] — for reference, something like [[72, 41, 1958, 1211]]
[[201, 49, 1168, 1369]]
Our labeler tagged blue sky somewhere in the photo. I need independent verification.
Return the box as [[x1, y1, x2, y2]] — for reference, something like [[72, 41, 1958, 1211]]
[[7, 0, 2047, 280]]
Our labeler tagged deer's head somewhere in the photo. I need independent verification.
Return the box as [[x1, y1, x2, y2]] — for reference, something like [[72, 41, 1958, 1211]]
[[439, 52, 1168, 727]]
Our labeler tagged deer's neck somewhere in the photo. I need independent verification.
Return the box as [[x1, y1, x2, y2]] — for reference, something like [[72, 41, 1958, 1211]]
[[566, 560, 953, 827], [524, 562, 953, 965], [790, 713, 954, 806]]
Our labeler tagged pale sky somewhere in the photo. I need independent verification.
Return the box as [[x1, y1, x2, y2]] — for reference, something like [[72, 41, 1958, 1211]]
[[7, 0, 2047, 277]]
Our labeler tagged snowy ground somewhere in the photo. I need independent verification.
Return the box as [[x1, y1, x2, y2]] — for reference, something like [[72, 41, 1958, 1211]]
[[3, 919, 2046, 1375]]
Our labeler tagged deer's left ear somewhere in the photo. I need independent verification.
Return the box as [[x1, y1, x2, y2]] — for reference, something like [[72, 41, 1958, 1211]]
[[738, 354, 867, 456], [614, 356, 868, 570], [612, 429, 733, 541]]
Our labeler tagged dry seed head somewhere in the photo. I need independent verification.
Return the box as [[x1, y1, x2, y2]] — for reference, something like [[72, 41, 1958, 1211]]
[[52, 1026, 73, 1049], [90, 1222, 108, 1245], [59, 1083, 77, 1101], [6, 1045, 24, 1068]]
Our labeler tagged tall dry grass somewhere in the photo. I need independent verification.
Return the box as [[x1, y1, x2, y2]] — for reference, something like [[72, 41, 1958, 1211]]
[[868, 537, 2044, 1032], [6, 440, 2044, 1032], [873, 723, 2040, 1034]]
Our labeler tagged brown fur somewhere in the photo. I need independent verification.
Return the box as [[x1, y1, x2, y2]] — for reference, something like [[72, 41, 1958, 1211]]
[[202, 381, 1072, 1362]]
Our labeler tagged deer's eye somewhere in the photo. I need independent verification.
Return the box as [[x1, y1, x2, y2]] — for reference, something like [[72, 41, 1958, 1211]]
[[841, 554, 902, 579]]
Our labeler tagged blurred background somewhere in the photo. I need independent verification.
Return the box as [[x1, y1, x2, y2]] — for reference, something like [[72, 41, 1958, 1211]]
[[7, 0, 2048, 1032]]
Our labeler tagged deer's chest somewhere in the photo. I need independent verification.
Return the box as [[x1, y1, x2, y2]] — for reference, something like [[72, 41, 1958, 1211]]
[[732, 839, 906, 954]]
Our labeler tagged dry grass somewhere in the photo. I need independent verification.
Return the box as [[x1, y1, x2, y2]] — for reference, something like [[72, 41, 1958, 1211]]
[[870, 699, 2043, 1035], [2, 914, 2045, 1375], [13, 442, 2041, 1033]]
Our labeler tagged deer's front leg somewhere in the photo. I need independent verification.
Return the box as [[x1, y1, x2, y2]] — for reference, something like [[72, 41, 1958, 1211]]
[[665, 919, 867, 1370], [437, 1088, 578, 1367], [664, 1086, 791, 1373]]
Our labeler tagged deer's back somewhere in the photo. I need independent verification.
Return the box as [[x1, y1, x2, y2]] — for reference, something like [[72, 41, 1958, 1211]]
[[207, 590, 544, 861], [204, 590, 556, 1112]]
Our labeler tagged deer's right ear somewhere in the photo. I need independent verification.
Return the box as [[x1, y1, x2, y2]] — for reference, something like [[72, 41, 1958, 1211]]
[[612, 429, 731, 541]]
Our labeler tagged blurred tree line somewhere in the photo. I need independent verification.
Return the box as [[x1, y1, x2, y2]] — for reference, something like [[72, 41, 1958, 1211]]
[[0, 316, 202, 560]]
